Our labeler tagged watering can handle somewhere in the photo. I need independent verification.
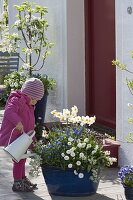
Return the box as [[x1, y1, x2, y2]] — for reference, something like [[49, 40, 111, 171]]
[[7, 127, 16, 146], [7, 129, 35, 146]]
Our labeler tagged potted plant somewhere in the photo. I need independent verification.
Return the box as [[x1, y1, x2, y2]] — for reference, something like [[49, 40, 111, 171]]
[[0, 72, 56, 124], [118, 165, 133, 200], [29, 105, 117, 196], [0, 1, 55, 122]]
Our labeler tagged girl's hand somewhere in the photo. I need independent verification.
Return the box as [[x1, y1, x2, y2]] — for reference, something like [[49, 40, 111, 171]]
[[16, 122, 24, 133]]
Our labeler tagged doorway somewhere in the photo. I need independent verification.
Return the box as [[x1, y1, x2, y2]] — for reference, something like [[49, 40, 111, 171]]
[[85, 0, 116, 129]]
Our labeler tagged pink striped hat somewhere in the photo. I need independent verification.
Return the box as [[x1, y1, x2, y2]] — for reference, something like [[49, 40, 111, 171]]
[[21, 78, 44, 100]]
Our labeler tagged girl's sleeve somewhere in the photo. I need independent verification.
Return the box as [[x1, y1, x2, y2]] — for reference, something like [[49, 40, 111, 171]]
[[4, 97, 22, 126]]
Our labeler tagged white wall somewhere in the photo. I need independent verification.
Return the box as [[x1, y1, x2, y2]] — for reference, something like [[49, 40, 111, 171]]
[[8, 0, 85, 121], [116, 0, 133, 165], [66, 0, 85, 116]]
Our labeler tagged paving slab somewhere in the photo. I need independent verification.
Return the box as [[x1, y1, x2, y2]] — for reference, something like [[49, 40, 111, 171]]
[[0, 147, 126, 200]]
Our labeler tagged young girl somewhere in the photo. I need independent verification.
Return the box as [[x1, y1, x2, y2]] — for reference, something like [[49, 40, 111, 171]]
[[0, 78, 44, 192]]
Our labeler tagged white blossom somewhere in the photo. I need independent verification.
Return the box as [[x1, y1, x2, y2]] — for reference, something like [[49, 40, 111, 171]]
[[78, 173, 84, 178], [74, 170, 78, 175], [70, 152, 75, 157], [64, 156, 69, 160], [68, 163, 73, 168], [76, 161, 81, 166], [61, 153, 65, 157]]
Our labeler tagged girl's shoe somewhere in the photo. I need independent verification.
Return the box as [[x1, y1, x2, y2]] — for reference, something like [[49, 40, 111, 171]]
[[23, 177, 38, 189], [12, 180, 34, 192]]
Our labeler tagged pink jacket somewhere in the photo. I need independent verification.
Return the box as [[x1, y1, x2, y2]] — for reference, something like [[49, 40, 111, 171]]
[[0, 90, 35, 146]]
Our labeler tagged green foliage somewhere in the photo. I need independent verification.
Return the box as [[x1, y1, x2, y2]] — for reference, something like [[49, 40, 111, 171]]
[[0, 68, 56, 107], [0, 69, 27, 107], [34, 118, 44, 141], [4, 68, 27, 92], [0, 90, 8, 107]]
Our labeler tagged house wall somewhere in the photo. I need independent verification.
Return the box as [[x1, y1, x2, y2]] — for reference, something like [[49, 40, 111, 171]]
[[116, 0, 133, 165], [8, 0, 85, 121]]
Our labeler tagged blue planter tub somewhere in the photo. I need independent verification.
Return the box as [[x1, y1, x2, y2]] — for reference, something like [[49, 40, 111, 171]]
[[124, 186, 133, 200], [41, 166, 99, 197]]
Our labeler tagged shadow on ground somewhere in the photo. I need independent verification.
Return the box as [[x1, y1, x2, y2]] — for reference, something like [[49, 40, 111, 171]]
[[51, 193, 115, 200]]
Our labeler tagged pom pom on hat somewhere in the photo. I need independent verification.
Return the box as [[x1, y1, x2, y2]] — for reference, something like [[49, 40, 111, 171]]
[[21, 78, 44, 100]]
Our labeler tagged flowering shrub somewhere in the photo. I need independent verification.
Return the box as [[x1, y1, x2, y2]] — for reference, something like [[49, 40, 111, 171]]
[[30, 106, 117, 180], [0, 69, 27, 107], [0, 68, 56, 107], [4, 69, 27, 92], [112, 58, 133, 139], [0, 1, 54, 76], [118, 165, 133, 187]]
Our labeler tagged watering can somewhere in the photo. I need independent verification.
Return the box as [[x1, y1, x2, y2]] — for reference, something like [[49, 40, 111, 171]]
[[4, 130, 36, 163]]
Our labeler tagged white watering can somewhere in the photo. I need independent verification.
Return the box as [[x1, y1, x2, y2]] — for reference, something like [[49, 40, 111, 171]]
[[4, 129, 36, 163]]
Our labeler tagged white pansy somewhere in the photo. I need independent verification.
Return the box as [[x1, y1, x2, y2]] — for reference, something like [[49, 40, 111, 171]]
[[68, 117, 76, 123], [71, 105, 78, 115], [82, 156, 87, 160], [68, 142, 71, 146], [66, 150, 71, 154], [68, 163, 73, 168], [78, 173, 84, 178], [74, 170, 78, 175], [60, 115, 67, 121], [68, 137, 74, 142], [92, 150, 96, 155], [79, 152, 84, 158], [76, 161, 81, 166], [63, 109, 70, 118], [75, 116, 81, 123], [77, 143, 82, 148], [64, 156, 69, 160], [71, 147, 76, 151], [81, 143, 86, 148], [84, 138, 89, 143], [70, 152, 75, 157], [86, 144, 91, 149], [51, 110, 57, 115], [61, 153, 65, 157], [55, 112, 63, 119], [70, 112, 77, 117], [80, 116, 96, 126], [77, 139, 81, 143]]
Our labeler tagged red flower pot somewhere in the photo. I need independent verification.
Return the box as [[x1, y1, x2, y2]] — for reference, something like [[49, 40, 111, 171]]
[[103, 139, 120, 167]]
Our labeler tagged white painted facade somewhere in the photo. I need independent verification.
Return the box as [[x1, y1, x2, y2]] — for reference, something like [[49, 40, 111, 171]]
[[8, 0, 85, 122], [7, 0, 133, 165], [115, 0, 133, 165]]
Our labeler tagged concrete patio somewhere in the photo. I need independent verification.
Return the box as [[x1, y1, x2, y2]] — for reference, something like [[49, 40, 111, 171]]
[[0, 109, 126, 200], [0, 147, 126, 200]]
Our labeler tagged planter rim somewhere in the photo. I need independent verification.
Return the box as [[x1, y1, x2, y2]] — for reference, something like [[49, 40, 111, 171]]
[[123, 185, 133, 188]]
